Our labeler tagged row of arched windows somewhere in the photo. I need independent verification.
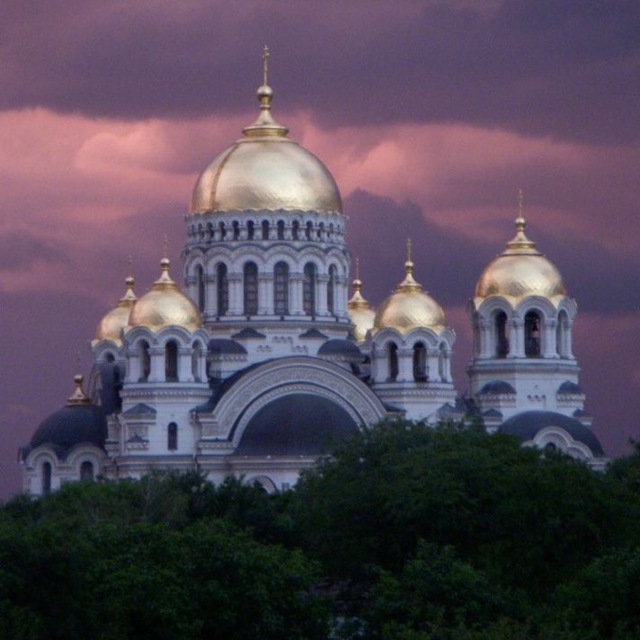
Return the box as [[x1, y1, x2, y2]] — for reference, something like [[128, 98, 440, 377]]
[[137, 340, 204, 382], [41, 460, 95, 495], [385, 342, 446, 383], [195, 261, 339, 317], [492, 309, 570, 359], [188, 218, 343, 244]]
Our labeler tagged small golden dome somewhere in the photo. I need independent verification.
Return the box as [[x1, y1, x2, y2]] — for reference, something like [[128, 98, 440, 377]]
[[189, 51, 342, 216], [128, 258, 201, 332], [348, 267, 376, 342], [374, 242, 446, 333], [94, 275, 137, 343], [475, 212, 566, 301]]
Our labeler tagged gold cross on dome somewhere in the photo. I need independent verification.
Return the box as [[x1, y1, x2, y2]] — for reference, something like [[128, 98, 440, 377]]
[[262, 45, 270, 86]]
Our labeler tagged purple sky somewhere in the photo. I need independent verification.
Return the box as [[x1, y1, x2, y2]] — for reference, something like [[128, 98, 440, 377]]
[[1, 1, 639, 498]]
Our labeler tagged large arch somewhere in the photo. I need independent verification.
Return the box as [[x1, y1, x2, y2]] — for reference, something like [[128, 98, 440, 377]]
[[200, 357, 387, 447]]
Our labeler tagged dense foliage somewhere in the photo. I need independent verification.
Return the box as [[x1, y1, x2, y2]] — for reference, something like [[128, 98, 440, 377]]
[[2, 421, 640, 639]]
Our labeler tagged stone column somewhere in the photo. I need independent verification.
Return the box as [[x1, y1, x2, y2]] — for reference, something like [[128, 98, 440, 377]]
[[149, 347, 164, 383], [290, 273, 304, 315], [397, 348, 413, 383], [258, 274, 272, 315], [316, 274, 330, 316], [228, 273, 243, 315]]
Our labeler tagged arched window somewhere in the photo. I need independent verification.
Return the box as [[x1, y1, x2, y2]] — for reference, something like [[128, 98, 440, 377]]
[[216, 263, 228, 315], [168, 422, 178, 451], [305, 221, 313, 240], [413, 342, 427, 382], [247, 220, 255, 240], [198, 223, 204, 240], [140, 341, 151, 382], [495, 311, 509, 358], [292, 220, 300, 240], [274, 262, 289, 315], [261, 220, 270, 240], [244, 262, 258, 316], [317, 222, 325, 240], [232, 220, 240, 240], [42, 461, 52, 495], [327, 265, 337, 314], [525, 311, 541, 357], [207, 222, 214, 241], [195, 264, 205, 312], [219, 221, 226, 239], [80, 461, 94, 481], [303, 263, 316, 316], [165, 340, 178, 381], [105, 352, 115, 363], [277, 220, 285, 240], [388, 343, 399, 381]]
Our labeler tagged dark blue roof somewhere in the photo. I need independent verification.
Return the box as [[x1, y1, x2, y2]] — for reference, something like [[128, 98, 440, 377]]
[[208, 339, 247, 354], [479, 380, 516, 395], [558, 381, 583, 394], [231, 328, 266, 339], [318, 339, 363, 357], [482, 408, 503, 418], [124, 403, 156, 415], [499, 410, 605, 457], [27, 405, 107, 460], [299, 328, 328, 339], [234, 393, 359, 456]]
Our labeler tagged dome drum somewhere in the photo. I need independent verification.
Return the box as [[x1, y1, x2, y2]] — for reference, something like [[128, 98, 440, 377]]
[[185, 210, 346, 250]]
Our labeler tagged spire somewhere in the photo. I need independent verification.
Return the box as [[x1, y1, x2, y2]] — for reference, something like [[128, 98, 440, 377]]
[[67, 373, 91, 406], [262, 43, 269, 87], [504, 189, 539, 255], [243, 45, 289, 138], [121, 256, 137, 303], [348, 258, 371, 310], [397, 237, 422, 291], [155, 238, 176, 288]]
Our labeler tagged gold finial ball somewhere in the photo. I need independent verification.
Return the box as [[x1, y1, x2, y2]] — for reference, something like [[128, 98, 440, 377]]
[[74, 373, 83, 385], [257, 84, 273, 100]]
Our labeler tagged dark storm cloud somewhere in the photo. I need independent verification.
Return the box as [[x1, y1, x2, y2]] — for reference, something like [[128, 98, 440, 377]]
[[0, 231, 70, 271], [345, 189, 640, 315], [1, 1, 638, 144]]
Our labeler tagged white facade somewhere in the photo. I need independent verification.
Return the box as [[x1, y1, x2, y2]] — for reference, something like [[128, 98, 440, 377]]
[[20, 79, 606, 496]]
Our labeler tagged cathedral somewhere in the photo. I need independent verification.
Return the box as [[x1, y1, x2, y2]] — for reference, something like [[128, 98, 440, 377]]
[[20, 56, 606, 495]]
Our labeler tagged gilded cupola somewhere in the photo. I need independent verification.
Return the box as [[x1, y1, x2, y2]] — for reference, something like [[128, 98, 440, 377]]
[[189, 46, 342, 216], [347, 260, 376, 342], [474, 193, 566, 303], [94, 274, 137, 344], [128, 257, 201, 332], [374, 240, 446, 333]]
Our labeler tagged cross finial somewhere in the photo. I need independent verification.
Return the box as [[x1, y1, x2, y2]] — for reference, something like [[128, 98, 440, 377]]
[[163, 234, 168, 259], [406, 237, 412, 262], [518, 189, 524, 216], [355, 257, 360, 281], [127, 255, 133, 277], [262, 44, 270, 86]]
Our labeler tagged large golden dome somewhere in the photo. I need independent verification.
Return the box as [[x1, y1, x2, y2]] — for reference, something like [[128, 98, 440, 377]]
[[128, 258, 201, 332], [374, 246, 446, 333], [475, 215, 566, 301], [94, 275, 137, 344], [190, 76, 342, 215], [348, 270, 376, 342]]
